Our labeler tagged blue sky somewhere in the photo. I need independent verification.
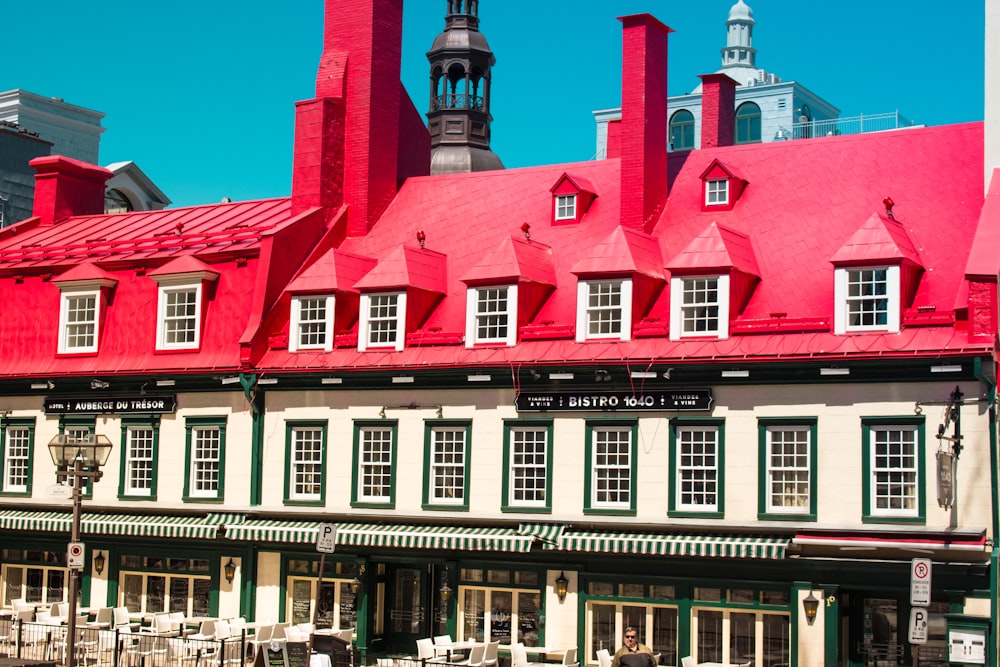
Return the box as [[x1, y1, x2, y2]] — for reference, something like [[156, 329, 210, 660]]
[[1, 1, 984, 208]]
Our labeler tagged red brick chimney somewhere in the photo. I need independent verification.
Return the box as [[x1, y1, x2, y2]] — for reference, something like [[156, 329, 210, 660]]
[[698, 73, 738, 148], [618, 14, 672, 234], [292, 0, 423, 237], [30, 156, 112, 225]]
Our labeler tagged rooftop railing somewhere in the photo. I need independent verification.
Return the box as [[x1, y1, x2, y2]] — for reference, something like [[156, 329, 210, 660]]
[[788, 111, 916, 140]]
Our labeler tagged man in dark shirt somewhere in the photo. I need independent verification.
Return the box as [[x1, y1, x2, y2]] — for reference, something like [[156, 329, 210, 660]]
[[611, 627, 656, 667]]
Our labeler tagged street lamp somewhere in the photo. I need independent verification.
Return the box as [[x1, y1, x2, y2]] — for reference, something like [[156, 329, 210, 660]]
[[48, 433, 112, 667]]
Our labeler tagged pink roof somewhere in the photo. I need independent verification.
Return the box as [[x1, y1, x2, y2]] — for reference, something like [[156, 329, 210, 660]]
[[0, 122, 992, 378], [286, 249, 376, 294]]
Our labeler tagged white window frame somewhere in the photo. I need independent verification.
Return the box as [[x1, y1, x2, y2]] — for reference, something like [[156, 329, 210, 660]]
[[359, 291, 406, 351], [3, 425, 31, 493], [289, 426, 324, 502], [765, 426, 811, 514], [155, 282, 203, 350], [507, 426, 548, 509], [124, 426, 154, 497], [675, 425, 720, 513], [465, 285, 517, 347], [869, 424, 920, 518], [590, 425, 632, 510], [58, 288, 101, 354], [428, 425, 467, 505], [670, 275, 730, 340], [290, 295, 335, 352], [555, 194, 577, 220], [189, 425, 222, 499], [833, 265, 900, 334], [705, 179, 729, 206], [576, 279, 632, 342], [357, 426, 394, 504]]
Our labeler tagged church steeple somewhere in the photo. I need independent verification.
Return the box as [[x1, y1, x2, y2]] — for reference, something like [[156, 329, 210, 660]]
[[426, 0, 503, 174], [721, 0, 756, 71]]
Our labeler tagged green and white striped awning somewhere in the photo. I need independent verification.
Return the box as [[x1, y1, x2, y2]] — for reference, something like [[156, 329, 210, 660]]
[[516, 522, 565, 544], [545, 530, 788, 560], [0, 510, 220, 539], [225, 519, 535, 553]]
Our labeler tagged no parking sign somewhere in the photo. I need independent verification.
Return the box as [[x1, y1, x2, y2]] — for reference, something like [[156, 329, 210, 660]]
[[910, 558, 932, 607], [68, 542, 85, 570]]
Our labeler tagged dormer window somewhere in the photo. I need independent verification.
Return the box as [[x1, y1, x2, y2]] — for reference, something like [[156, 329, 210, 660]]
[[706, 179, 729, 206], [577, 279, 633, 341], [834, 266, 900, 333], [699, 160, 747, 212], [670, 275, 731, 339], [149, 257, 218, 352], [550, 173, 597, 225], [53, 264, 117, 355], [290, 295, 335, 352], [156, 283, 203, 350], [555, 195, 577, 221], [58, 289, 101, 354], [466, 285, 517, 346], [359, 292, 406, 351]]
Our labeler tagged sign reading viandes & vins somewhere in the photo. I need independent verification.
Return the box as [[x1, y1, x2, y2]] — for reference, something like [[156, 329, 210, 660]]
[[515, 389, 713, 412], [44, 396, 177, 415]]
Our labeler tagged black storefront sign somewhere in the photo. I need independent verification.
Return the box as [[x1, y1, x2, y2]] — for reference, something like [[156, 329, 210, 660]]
[[44, 395, 177, 415], [515, 389, 713, 412]]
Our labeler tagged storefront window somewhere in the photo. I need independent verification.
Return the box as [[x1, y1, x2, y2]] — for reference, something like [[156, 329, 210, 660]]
[[2, 551, 69, 605], [286, 560, 361, 630], [459, 586, 540, 645], [118, 556, 211, 616], [587, 601, 678, 667], [693, 608, 788, 667]]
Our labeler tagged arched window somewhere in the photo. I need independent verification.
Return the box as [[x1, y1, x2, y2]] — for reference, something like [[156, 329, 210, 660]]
[[735, 102, 762, 144], [105, 188, 133, 214], [669, 110, 695, 151]]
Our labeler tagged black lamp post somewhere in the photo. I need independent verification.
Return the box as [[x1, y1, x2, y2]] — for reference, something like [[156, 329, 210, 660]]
[[48, 434, 112, 667]]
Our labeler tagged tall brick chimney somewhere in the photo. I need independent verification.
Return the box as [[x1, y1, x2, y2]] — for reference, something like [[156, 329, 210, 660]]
[[30, 156, 112, 225], [292, 0, 425, 237], [698, 73, 737, 148], [618, 14, 672, 234]]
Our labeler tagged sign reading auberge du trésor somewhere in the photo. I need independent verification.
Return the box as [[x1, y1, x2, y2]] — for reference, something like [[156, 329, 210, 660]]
[[44, 396, 177, 415]]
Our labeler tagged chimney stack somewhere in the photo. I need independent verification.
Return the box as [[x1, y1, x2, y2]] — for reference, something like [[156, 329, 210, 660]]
[[292, 0, 405, 236], [618, 14, 672, 234], [30, 156, 112, 225], [698, 73, 738, 148]]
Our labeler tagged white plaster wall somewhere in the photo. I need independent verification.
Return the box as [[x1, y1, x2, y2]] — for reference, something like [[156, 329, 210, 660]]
[[254, 552, 283, 623]]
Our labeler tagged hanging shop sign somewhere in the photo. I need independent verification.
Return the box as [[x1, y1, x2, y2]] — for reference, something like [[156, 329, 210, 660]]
[[44, 396, 177, 415], [515, 389, 713, 412]]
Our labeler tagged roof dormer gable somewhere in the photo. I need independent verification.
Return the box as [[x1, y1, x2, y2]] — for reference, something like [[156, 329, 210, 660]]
[[460, 236, 557, 348], [353, 244, 448, 351], [550, 173, 598, 225], [148, 255, 220, 284], [286, 249, 376, 296], [571, 226, 666, 342], [666, 222, 761, 339], [52, 262, 118, 290], [829, 212, 925, 334], [699, 159, 748, 212]]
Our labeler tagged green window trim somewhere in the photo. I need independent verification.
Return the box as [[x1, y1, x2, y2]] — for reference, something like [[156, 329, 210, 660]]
[[0, 416, 36, 497], [501, 419, 553, 514], [862, 416, 926, 524], [182, 416, 228, 502], [351, 420, 397, 509], [59, 415, 97, 498], [422, 420, 472, 511], [669, 418, 726, 519], [118, 417, 161, 501], [756, 418, 817, 521], [284, 420, 328, 506], [584, 418, 638, 516]]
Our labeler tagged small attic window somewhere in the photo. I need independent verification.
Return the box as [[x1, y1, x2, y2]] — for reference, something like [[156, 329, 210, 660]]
[[550, 173, 597, 225], [706, 180, 729, 206], [555, 195, 577, 221], [699, 160, 747, 212]]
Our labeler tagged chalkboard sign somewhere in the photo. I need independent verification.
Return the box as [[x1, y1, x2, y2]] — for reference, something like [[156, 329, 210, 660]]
[[286, 641, 309, 667], [254, 644, 288, 667]]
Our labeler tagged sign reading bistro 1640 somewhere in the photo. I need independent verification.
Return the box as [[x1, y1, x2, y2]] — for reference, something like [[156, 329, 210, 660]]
[[515, 389, 713, 412]]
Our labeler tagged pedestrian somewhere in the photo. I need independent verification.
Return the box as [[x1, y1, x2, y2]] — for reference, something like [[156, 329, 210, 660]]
[[611, 627, 656, 667]]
